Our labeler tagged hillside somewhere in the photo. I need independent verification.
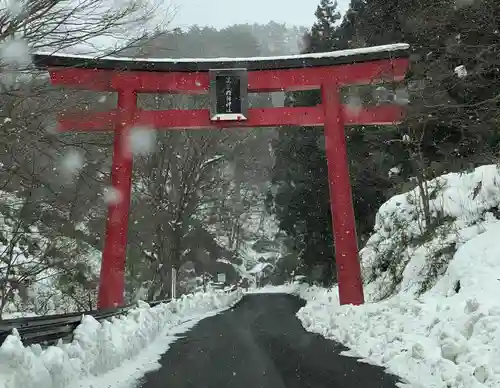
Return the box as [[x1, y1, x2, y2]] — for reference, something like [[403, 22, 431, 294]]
[[296, 164, 500, 387]]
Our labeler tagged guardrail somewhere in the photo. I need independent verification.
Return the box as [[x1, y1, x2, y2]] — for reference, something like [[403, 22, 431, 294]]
[[0, 285, 238, 347], [0, 299, 171, 347]]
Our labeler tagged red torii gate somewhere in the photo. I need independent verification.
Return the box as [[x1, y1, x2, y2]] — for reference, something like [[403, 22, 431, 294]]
[[33, 43, 410, 309]]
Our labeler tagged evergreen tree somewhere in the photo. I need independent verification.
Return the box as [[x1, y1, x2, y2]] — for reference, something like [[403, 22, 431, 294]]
[[305, 0, 342, 52], [269, 0, 342, 286], [268, 0, 414, 285], [341, 0, 500, 177], [270, 0, 500, 289]]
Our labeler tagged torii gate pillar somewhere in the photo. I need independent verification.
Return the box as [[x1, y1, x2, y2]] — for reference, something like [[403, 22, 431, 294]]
[[34, 43, 410, 308]]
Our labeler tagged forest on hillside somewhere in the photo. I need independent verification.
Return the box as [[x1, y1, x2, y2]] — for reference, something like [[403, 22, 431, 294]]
[[268, 0, 500, 285]]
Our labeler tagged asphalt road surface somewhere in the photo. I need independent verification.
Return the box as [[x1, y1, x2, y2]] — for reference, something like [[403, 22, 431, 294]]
[[139, 294, 402, 388]]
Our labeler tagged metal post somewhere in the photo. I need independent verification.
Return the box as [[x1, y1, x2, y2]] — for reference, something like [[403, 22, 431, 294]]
[[321, 81, 364, 305], [171, 267, 177, 299], [97, 89, 136, 309]]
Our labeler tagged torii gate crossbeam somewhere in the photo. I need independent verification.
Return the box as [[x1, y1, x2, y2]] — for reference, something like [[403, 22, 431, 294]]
[[33, 43, 410, 309]]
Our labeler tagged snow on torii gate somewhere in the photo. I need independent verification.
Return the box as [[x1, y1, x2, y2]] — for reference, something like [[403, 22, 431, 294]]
[[33, 43, 410, 309]]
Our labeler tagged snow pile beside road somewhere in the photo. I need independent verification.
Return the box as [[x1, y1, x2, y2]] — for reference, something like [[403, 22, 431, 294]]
[[297, 165, 500, 388], [0, 288, 242, 388], [244, 283, 299, 294], [298, 227, 500, 387], [362, 164, 500, 300]]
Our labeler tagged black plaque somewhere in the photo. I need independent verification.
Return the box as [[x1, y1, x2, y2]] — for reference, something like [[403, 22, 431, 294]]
[[209, 68, 248, 121], [215, 75, 241, 114]]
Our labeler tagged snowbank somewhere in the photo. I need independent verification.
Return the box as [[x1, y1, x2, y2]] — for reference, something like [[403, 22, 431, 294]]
[[362, 164, 500, 300], [244, 283, 299, 294], [296, 165, 500, 388], [0, 288, 242, 388]]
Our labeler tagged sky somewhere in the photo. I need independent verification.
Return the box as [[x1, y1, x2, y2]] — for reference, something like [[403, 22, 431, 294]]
[[169, 0, 350, 30]]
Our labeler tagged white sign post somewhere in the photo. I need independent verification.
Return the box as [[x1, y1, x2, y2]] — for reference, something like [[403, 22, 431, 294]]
[[171, 267, 177, 299], [217, 273, 226, 283]]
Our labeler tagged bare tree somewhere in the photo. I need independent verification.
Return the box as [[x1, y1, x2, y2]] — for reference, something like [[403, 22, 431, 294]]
[[129, 127, 227, 300], [0, 189, 100, 317], [0, 0, 168, 55], [0, 0, 169, 314]]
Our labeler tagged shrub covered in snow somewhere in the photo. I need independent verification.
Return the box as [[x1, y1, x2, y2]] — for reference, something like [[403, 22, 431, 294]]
[[0, 288, 242, 388], [361, 165, 500, 300]]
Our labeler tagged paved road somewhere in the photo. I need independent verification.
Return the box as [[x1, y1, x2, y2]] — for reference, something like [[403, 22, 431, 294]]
[[139, 294, 401, 388]]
